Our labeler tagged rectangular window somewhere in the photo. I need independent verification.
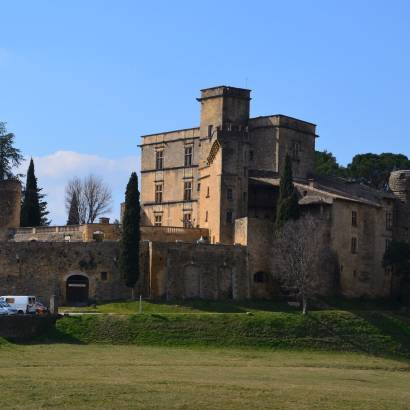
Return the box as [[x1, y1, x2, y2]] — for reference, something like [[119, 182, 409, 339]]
[[100, 272, 108, 281], [292, 141, 301, 160], [243, 167, 247, 177], [227, 188, 233, 201], [184, 181, 192, 201], [226, 210, 233, 224], [352, 211, 357, 227], [155, 184, 163, 203], [183, 213, 192, 228], [243, 192, 247, 204], [154, 214, 162, 227], [351, 237, 358, 254], [197, 183, 201, 192], [184, 146, 193, 167], [386, 210, 393, 230], [385, 238, 392, 251], [155, 150, 164, 170], [205, 210, 208, 222], [208, 125, 213, 138], [249, 150, 254, 161], [206, 186, 210, 198]]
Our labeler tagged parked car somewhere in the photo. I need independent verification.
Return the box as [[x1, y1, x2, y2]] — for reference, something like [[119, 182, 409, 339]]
[[0, 296, 36, 315], [33, 301, 48, 316], [0, 300, 18, 315]]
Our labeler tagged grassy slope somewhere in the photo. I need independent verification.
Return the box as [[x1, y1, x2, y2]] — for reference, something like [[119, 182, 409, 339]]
[[45, 309, 410, 359], [1, 344, 410, 409]]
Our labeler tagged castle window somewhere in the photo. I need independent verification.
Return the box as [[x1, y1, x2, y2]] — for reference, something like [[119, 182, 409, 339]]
[[184, 146, 193, 167], [352, 211, 357, 227], [155, 150, 164, 170], [100, 272, 108, 281], [184, 181, 192, 201], [206, 186, 210, 198], [208, 125, 213, 138], [155, 183, 163, 203], [227, 188, 233, 201], [386, 210, 393, 230], [154, 214, 162, 227], [183, 213, 192, 228], [205, 211, 208, 222], [197, 183, 201, 192], [291, 141, 301, 160], [226, 210, 233, 224], [351, 237, 358, 254], [249, 150, 254, 161]]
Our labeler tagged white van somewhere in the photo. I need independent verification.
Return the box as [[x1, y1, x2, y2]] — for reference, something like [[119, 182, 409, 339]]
[[0, 296, 36, 314]]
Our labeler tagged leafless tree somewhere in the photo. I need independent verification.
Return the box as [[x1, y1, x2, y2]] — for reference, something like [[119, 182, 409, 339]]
[[65, 175, 112, 224], [273, 214, 330, 315]]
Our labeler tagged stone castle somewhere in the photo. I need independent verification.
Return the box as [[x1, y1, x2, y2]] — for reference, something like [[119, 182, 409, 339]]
[[0, 85, 409, 305]]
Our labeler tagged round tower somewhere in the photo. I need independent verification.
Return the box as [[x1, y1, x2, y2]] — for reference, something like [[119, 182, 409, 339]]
[[0, 179, 21, 241], [389, 170, 410, 241]]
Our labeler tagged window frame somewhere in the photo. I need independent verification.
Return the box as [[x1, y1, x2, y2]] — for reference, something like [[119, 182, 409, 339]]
[[155, 183, 163, 203], [183, 181, 192, 201], [184, 146, 193, 167], [155, 150, 164, 170]]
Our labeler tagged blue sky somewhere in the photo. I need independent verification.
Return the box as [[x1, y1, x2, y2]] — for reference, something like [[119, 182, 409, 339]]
[[1, 0, 409, 223]]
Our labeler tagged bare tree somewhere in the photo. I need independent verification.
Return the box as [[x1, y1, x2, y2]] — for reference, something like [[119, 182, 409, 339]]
[[65, 175, 112, 224], [273, 214, 330, 315]]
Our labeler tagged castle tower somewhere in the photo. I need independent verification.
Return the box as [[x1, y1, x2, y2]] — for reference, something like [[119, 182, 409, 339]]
[[197, 86, 251, 244], [389, 170, 410, 242], [0, 180, 21, 241]]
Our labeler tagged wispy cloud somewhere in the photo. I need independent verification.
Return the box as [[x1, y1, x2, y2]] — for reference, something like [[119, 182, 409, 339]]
[[19, 151, 139, 225]]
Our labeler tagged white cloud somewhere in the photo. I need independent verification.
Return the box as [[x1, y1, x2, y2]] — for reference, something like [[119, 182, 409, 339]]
[[19, 151, 140, 225]]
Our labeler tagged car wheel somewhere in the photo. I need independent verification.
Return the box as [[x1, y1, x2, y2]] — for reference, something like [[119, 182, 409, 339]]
[[17, 310, 24, 315]]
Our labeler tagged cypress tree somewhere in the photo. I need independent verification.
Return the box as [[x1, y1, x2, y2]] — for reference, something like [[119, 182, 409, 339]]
[[276, 154, 300, 228], [21, 158, 42, 227], [119, 172, 140, 298], [67, 191, 80, 225]]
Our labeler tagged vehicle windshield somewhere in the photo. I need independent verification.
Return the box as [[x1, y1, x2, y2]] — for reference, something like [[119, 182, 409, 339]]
[[0, 301, 11, 307]]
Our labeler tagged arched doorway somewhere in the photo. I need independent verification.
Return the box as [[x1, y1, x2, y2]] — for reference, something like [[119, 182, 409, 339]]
[[66, 275, 89, 306]]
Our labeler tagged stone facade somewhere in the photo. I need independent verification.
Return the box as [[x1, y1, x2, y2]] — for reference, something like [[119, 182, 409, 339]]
[[1, 85, 410, 303], [139, 85, 410, 300], [0, 240, 247, 305]]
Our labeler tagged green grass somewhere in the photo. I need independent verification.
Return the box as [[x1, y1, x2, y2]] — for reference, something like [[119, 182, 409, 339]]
[[59, 299, 297, 314], [1, 344, 410, 409], [39, 310, 410, 359]]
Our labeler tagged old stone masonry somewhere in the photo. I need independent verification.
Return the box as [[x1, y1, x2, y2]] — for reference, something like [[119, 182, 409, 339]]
[[1, 86, 409, 305]]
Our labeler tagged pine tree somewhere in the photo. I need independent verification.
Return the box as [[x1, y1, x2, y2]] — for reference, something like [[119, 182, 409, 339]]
[[276, 154, 300, 228], [119, 172, 140, 298], [21, 158, 42, 227], [67, 191, 80, 225], [0, 122, 24, 181]]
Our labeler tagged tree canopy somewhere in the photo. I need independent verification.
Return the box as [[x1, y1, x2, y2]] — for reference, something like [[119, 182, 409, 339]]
[[20, 158, 50, 227], [0, 122, 24, 181], [315, 150, 410, 189]]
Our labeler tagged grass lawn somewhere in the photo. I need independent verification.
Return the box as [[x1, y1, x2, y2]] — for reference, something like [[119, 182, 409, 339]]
[[1, 344, 409, 409]]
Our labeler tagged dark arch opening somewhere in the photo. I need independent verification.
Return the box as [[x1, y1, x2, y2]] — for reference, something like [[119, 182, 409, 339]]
[[253, 271, 270, 283], [66, 275, 89, 306]]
